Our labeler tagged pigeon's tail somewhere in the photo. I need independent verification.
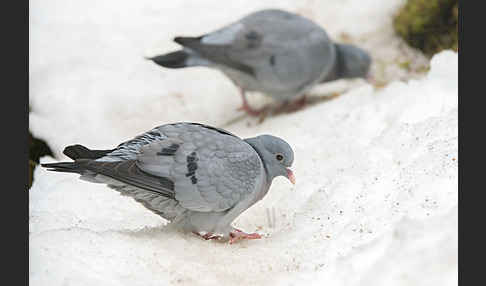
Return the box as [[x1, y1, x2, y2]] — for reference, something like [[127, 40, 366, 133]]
[[63, 144, 114, 160], [41, 145, 114, 174], [41, 160, 101, 186], [148, 50, 190, 69], [174, 36, 203, 48], [41, 161, 84, 174], [173, 36, 255, 76]]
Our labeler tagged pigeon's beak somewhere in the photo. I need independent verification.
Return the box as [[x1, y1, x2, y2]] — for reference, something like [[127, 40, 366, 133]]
[[286, 168, 296, 185]]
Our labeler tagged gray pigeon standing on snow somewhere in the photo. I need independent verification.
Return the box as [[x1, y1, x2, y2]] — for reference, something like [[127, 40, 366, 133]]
[[149, 9, 371, 115], [42, 122, 295, 243]]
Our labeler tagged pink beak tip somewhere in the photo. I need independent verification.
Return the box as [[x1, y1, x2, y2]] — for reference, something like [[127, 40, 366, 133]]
[[287, 169, 296, 185]]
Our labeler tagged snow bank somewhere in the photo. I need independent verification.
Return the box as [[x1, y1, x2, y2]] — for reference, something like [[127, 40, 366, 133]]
[[29, 0, 457, 285]]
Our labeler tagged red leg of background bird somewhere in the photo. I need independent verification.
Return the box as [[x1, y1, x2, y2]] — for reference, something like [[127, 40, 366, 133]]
[[236, 88, 268, 116], [236, 88, 249, 111], [229, 229, 262, 244]]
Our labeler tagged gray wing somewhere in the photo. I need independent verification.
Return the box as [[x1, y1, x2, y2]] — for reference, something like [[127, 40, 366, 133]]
[[99, 127, 165, 161], [83, 123, 263, 213], [97, 122, 238, 161], [79, 159, 175, 198], [176, 9, 336, 90], [139, 123, 263, 212]]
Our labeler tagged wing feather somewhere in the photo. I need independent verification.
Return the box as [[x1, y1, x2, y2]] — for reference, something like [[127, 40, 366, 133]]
[[81, 123, 262, 214]]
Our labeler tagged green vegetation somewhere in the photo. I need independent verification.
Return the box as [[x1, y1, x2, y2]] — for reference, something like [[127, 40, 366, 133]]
[[393, 0, 458, 56]]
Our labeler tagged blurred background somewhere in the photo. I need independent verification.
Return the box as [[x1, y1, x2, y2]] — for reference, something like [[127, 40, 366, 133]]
[[29, 0, 458, 187]]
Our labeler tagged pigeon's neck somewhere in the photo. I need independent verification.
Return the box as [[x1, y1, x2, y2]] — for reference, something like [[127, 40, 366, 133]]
[[322, 44, 346, 82], [244, 137, 278, 183], [323, 61, 342, 82], [323, 43, 369, 82]]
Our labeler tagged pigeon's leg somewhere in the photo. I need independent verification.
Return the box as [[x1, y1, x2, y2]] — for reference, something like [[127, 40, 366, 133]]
[[236, 88, 268, 116], [229, 228, 262, 244], [192, 231, 222, 240]]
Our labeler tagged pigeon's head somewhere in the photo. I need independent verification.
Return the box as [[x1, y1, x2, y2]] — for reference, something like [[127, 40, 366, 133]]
[[247, 135, 295, 184], [336, 43, 372, 79]]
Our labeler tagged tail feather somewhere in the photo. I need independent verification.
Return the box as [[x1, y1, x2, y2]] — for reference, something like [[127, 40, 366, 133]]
[[41, 144, 113, 174], [41, 162, 83, 174], [173, 36, 254, 76], [174, 36, 203, 48], [148, 50, 190, 68], [173, 36, 222, 58], [63, 144, 114, 160]]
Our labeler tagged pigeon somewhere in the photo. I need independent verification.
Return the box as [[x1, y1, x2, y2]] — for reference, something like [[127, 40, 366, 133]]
[[41, 122, 295, 244], [149, 9, 371, 115]]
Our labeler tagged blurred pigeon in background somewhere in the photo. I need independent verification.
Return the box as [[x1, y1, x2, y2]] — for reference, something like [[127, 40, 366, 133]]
[[149, 9, 371, 115], [42, 122, 295, 244]]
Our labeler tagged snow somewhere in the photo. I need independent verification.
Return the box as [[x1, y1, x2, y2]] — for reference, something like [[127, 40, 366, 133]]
[[29, 1, 457, 285]]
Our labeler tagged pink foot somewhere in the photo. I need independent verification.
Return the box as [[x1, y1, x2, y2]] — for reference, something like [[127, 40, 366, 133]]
[[229, 229, 262, 244]]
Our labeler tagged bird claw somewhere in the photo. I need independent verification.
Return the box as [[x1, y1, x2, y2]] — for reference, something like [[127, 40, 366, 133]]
[[193, 231, 222, 241], [193, 229, 261, 243], [229, 229, 262, 244]]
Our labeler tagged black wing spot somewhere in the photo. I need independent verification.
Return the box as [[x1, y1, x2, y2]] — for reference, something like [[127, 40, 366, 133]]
[[185, 171, 195, 177], [187, 152, 198, 163], [187, 162, 197, 172], [270, 55, 275, 66], [157, 144, 180, 156], [186, 152, 199, 184]]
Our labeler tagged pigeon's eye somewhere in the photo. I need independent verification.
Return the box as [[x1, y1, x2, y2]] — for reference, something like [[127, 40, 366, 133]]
[[276, 154, 284, 161], [245, 31, 260, 41]]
